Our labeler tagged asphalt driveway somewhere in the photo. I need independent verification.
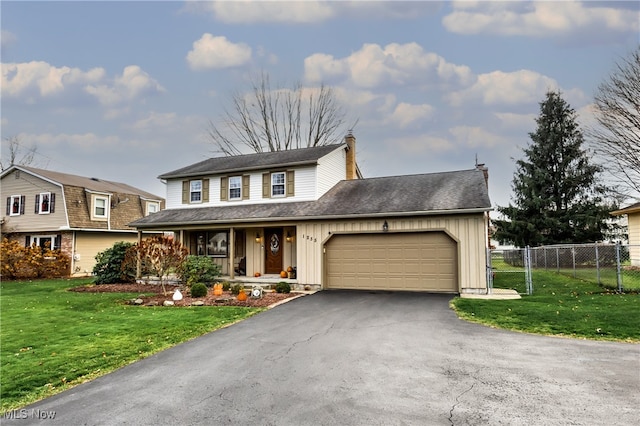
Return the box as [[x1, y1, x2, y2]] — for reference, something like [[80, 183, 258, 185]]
[[5, 291, 639, 425]]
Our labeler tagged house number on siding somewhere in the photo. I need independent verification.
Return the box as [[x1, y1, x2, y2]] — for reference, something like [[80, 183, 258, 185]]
[[270, 234, 280, 255]]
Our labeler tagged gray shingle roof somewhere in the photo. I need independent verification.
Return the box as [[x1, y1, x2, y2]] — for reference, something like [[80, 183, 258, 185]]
[[131, 169, 491, 228], [158, 144, 346, 179], [15, 166, 162, 200]]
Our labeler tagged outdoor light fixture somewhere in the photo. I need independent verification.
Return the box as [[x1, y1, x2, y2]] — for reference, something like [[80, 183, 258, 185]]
[[286, 232, 292, 242], [382, 220, 389, 232], [255, 233, 261, 243]]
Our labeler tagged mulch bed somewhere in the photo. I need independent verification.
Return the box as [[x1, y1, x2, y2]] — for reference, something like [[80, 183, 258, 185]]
[[69, 283, 302, 308]]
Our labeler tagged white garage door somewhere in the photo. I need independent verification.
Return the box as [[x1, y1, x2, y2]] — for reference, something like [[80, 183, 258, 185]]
[[325, 232, 458, 292]]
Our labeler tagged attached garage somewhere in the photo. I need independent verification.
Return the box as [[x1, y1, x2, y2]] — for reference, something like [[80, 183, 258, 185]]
[[325, 231, 458, 293]]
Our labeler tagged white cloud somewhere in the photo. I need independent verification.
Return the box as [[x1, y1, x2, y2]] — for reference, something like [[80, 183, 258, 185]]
[[494, 112, 537, 130], [449, 125, 507, 148], [443, 1, 639, 38], [446, 69, 560, 107], [185, 0, 335, 24], [84, 65, 165, 106], [388, 103, 434, 129], [390, 134, 455, 155], [305, 42, 474, 90], [186, 34, 252, 71], [1, 30, 17, 49], [131, 112, 178, 131], [1, 61, 104, 98]]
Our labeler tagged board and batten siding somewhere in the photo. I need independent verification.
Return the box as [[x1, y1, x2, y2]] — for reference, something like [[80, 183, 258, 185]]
[[165, 166, 319, 209], [629, 213, 640, 266], [0, 170, 68, 232], [316, 147, 348, 197], [296, 214, 488, 294], [73, 231, 139, 276]]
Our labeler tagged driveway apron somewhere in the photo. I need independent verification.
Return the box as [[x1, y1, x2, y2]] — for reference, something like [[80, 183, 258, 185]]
[[4, 291, 639, 425]]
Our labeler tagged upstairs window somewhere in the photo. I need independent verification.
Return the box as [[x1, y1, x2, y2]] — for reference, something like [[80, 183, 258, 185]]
[[229, 176, 242, 200], [94, 196, 107, 218], [190, 180, 202, 203], [271, 172, 285, 197], [7, 195, 25, 216], [146, 201, 159, 216], [35, 192, 55, 214]]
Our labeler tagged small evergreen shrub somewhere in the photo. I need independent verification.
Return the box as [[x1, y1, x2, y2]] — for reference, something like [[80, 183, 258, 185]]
[[177, 255, 221, 287], [221, 282, 231, 291], [275, 281, 291, 293], [230, 283, 243, 295], [93, 241, 135, 284], [190, 283, 208, 298]]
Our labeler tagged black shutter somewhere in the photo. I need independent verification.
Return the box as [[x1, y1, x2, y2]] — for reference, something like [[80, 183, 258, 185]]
[[25, 236, 31, 248], [20, 195, 25, 215], [35, 194, 40, 213], [54, 234, 62, 250], [6, 197, 10, 216], [50, 193, 56, 213]]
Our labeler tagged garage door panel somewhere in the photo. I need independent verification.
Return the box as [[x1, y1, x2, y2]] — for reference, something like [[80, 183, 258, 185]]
[[326, 232, 457, 292]]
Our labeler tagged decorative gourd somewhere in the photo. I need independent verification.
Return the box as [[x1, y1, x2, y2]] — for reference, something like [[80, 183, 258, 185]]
[[287, 266, 293, 272], [237, 289, 248, 301], [280, 270, 288, 278], [213, 283, 223, 296], [254, 272, 261, 277]]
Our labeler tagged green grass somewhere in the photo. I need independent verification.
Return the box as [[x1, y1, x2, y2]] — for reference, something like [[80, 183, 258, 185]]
[[1, 278, 261, 412], [452, 270, 640, 342]]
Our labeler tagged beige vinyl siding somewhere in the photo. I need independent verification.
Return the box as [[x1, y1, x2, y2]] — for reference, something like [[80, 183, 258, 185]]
[[316, 146, 348, 196], [0, 170, 68, 232], [629, 213, 640, 266], [296, 214, 488, 294], [73, 231, 139, 276]]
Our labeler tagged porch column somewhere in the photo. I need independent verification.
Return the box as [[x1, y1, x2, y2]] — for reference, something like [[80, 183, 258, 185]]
[[229, 227, 235, 279], [136, 231, 142, 279]]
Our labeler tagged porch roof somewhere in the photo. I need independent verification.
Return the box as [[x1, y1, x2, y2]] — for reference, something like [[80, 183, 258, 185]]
[[131, 168, 492, 228]]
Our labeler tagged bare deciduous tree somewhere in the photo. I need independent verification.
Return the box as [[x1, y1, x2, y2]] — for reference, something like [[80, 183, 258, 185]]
[[589, 46, 640, 197], [208, 72, 353, 155], [0, 136, 39, 171]]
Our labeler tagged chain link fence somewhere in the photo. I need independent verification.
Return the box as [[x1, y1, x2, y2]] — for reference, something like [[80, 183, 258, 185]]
[[488, 243, 640, 294]]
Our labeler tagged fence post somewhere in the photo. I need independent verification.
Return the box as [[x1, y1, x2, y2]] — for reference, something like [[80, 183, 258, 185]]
[[616, 242, 623, 292], [595, 242, 600, 285], [525, 246, 533, 295], [572, 246, 576, 278], [556, 247, 560, 273]]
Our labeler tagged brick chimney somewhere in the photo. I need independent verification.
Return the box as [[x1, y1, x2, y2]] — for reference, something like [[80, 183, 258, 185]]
[[345, 131, 357, 180], [475, 162, 489, 188]]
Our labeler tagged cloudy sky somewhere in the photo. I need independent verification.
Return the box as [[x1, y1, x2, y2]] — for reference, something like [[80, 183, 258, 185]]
[[2, 1, 638, 212]]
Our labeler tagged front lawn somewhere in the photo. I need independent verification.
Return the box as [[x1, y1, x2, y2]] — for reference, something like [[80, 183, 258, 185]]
[[451, 270, 640, 342], [0, 278, 261, 413]]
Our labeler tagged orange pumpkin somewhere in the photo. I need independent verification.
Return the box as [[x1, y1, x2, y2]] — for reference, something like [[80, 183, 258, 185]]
[[254, 272, 261, 277], [280, 270, 288, 278], [287, 266, 293, 272], [237, 289, 248, 301], [213, 283, 223, 296]]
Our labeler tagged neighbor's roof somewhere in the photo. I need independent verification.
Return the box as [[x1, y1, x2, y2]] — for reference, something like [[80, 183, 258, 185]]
[[611, 201, 640, 216], [131, 168, 491, 228], [4, 165, 163, 200], [158, 144, 346, 179]]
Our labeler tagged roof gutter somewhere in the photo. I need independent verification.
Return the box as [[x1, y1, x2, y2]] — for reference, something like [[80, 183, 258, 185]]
[[131, 207, 493, 229]]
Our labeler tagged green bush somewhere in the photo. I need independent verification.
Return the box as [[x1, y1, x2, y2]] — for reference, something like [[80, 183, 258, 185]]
[[177, 255, 221, 287], [221, 281, 231, 291], [230, 283, 243, 295], [275, 281, 291, 293], [190, 283, 208, 298], [93, 241, 135, 284]]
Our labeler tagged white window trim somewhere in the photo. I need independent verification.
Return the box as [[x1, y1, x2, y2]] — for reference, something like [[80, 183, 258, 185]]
[[31, 235, 57, 250], [229, 176, 242, 200], [146, 201, 160, 216], [190, 180, 203, 203], [93, 196, 108, 219], [271, 172, 286, 198], [9, 195, 22, 216], [37, 192, 51, 214]]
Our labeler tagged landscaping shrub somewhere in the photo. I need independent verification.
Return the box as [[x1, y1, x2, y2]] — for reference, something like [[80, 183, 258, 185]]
[[177, 255, 221, 287], [93, 241, 135, 284], [222, 281, 231, 291], [190, 283, 208, 298], [275, 281, 291, 293], [1, 238, 70, 279], [230, 283, 243, 295]]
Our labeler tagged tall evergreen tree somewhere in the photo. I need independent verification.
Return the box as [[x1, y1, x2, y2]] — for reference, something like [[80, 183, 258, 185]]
[[494, 91, 613, 247]]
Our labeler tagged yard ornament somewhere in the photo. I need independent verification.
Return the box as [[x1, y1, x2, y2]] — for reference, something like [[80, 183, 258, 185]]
[[173, 289, 183, 302]]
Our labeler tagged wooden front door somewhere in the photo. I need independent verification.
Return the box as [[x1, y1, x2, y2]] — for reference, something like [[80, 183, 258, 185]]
[[265, 228, 283, 274]]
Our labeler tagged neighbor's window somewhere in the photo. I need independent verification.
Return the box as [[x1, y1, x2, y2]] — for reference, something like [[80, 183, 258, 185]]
[[271, 172, 285, 197], [37, 192, 51, 214], [9, 195, 23, 216], [229, 176, 242, 200], [190, 180, 202, 203], [146, 202, 159, 216], [94, 197, 107, 218]]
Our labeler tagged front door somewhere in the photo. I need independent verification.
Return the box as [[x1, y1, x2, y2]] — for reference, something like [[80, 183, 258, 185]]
[[265, 228, 283, 274]]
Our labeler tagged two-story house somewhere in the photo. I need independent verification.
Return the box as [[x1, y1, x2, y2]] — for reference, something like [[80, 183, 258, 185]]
[[1, 166, 165, 276], [131, 134, 492, 294]]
